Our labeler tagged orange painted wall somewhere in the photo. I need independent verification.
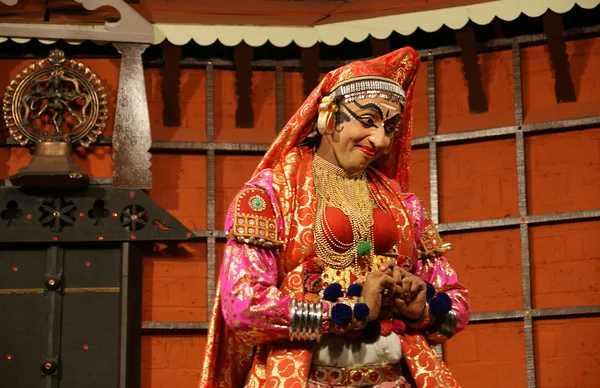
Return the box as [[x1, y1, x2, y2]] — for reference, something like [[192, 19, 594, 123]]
[[2, 36, 599, 388]]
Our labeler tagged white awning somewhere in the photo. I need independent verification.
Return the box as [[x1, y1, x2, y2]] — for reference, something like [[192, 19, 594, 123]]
[[1, 0, 598, 47], [153, 0, 600, 47]]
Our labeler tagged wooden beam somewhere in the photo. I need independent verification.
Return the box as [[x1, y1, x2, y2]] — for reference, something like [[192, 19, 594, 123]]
[[301, 44, 320, 97], [370, 36, 391, 57], [161, 41, 182, 127], [234, 41, 254, 128], [542, 10, 576, 103], [455, 23, 488, 114], [493, 18, 505, 39]]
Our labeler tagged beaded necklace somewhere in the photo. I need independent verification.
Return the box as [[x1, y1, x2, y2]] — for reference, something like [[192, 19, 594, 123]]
[[313, 154, 374, 270]]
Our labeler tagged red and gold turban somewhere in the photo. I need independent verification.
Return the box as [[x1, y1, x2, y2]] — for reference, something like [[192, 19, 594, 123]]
[[256, 46, 421, 192]]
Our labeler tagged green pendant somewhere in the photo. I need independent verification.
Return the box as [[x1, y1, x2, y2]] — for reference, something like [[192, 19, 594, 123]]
[[357, 241, 371, 256]]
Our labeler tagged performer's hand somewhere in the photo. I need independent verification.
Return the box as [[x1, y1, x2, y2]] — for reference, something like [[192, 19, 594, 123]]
[[362, 271, 396, 321], [380, 262, 427, 321]]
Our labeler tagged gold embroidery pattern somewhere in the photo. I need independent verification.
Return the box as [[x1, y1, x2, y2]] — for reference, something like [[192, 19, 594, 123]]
[[199, 286, 254, 388], [419, 223, 451, 258], [265, 345, 312, 388], [272, 148, 317, 272], [245, 346, 267, 388], [230, 188, 282, 249], [402, 333, 461, 388], [321, 254, 388, 290]]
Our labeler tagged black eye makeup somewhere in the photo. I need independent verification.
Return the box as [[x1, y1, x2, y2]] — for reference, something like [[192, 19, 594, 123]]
[[339, 101, 401, 134], [341, 103, 380, 128], [383, 113, 401, 134]]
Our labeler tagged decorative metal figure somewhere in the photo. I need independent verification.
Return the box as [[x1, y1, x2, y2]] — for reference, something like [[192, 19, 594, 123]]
[[3, 49, 108, 188]]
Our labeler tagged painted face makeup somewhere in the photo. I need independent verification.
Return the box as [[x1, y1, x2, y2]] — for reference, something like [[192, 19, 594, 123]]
[[316, 96, 402, 173]]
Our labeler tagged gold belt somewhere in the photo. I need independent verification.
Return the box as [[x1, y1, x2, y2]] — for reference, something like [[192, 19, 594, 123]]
[[309, 363, 403, 386]]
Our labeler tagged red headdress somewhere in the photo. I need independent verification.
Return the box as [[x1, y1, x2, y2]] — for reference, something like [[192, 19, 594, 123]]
[[255, 46, 421, 192]]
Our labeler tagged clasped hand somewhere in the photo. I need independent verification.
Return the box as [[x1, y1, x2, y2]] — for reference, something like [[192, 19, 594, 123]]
[[362, 261, 427, 321]]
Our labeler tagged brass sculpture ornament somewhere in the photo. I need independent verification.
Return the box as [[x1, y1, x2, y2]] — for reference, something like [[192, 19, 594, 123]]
[[2, 49, 109, 188]]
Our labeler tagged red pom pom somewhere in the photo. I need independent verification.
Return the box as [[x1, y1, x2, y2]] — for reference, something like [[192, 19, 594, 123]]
[[391, 319, 406, 334], [379, 320, 393, 336]]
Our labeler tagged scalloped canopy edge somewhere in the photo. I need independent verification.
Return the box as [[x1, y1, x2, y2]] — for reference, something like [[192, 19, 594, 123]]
[[0, 0, 598, 47]]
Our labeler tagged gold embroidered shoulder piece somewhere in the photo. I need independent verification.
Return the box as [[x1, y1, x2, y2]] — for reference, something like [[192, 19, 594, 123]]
[[226, 188, 282, 249], [418, 208, 451, 258]]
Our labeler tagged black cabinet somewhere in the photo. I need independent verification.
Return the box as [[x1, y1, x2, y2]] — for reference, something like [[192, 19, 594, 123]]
[[0, 187, 193, 388]]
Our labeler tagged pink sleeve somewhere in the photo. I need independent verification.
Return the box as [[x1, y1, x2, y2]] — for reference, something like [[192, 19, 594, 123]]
[[405, 193, 471, 343], [219, 239, 292, 346], [414, 255, 471, 341]]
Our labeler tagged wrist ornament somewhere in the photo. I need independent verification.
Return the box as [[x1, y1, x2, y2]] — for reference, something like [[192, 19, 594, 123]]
[[401, 282, 454, 329], [425, 310, 458, 342], [289, 299, 322, 341], [323, 283, 370, 335], [402, 301, 434, 329]]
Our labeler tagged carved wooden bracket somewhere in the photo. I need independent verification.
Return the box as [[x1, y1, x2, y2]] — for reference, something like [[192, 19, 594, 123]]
[[301, 44, 320, 97], [542, 11, 576, 103], [161, 41, 182, 127], [370, 36, 391, 57], [455, 23, 488, 114], [0, 0, 153, 43], [234, 41, 254, 128]]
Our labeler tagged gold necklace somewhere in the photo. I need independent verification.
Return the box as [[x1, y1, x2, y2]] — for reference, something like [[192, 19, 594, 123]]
[[313, 154, 374, 270]]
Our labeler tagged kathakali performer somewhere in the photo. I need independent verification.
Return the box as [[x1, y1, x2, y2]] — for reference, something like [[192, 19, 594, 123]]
[[200, 46, 470, 388]]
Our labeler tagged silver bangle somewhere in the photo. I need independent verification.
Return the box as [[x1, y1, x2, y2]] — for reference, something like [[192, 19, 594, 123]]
[[426, 309, 458, 342], [437, 310, 457, 339], [289, 299, 298, 339], [308, 302, 319, 341], [301, 301, 309, 340], [315, 303, 322, 340], [289, 300, 322, 342], [305, 301, 313, 341]]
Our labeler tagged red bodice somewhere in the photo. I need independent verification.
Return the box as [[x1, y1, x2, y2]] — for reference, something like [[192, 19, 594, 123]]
[[323, 207, 397, 254]]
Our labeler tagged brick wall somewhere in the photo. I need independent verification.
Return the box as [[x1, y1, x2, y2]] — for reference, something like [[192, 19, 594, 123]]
[[1, 36, 599, 387]]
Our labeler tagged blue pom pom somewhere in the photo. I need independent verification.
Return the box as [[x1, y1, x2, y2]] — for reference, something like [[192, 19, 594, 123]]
[[438, 292, 452, 310], [353, 303, 370, 321], [429, 292, 452, 316], [331, 303, 353, 327], [323, 283, 344, 302], [425, 282, 436, 300], [347, 283, 363, 298], [362, 320, 381, 342]]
